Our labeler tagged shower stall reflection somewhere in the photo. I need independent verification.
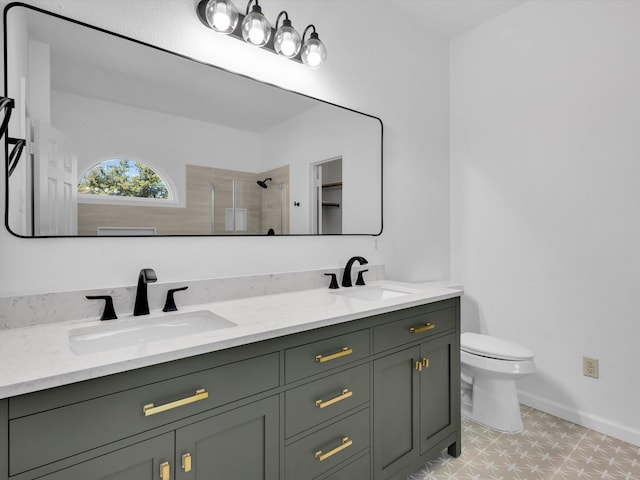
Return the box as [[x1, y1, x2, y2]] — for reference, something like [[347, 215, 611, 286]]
[[210, 166, 289, 235]]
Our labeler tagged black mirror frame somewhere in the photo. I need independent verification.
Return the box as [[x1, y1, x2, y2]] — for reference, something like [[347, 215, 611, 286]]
[[3, 2, 383, 238]]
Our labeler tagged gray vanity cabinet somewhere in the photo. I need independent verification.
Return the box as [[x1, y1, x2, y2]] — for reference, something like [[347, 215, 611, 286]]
[[373, 345, 421, 479], [0, 297, 461, 480], [33, 433, 175, 480], [283, 329, 372, 480], [175, 395, 279, 479], [31, 396, 279, 480], [372, 305, 460, 480], [6, 349, 280, 480], [419, 334, 459, 457]]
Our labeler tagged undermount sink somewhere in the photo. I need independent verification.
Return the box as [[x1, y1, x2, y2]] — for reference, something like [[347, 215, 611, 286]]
[[69, 310, 236, 355], [331, 285, 415, 301]]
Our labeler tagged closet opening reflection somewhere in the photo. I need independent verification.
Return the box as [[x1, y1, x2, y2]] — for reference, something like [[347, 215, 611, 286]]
[[312, 157, 342, 235]]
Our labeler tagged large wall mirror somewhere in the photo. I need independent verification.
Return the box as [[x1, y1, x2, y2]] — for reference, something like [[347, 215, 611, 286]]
[[3, 4, 382, 237]]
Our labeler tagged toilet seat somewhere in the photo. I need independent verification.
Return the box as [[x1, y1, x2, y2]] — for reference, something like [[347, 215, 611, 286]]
[[461, 332, 533, 361]]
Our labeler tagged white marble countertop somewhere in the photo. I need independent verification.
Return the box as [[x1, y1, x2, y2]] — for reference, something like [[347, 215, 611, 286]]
[[0, 281, 462, 399]]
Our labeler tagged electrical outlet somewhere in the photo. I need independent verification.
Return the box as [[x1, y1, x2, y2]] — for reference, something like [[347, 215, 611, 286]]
[[583, 357, 599, 379]]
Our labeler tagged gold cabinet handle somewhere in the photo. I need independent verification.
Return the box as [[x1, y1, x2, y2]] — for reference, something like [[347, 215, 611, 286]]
[[315, 389, 353, 409], [415, 358, 430, 372], [315, 347, 353, 363], [160, 461, 171, 480], [181, 453, 192, 473], [409, 323, 435, 334], [143, 389, 209, 416], [315, 437, 353, 461], [415, 357, 430, 372]]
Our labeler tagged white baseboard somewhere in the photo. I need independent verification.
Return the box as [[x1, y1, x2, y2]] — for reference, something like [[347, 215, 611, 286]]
[[518, 390, 640, 447]]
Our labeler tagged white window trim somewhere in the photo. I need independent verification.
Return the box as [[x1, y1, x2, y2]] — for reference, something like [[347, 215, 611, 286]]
[[78, 194, 180, 207]]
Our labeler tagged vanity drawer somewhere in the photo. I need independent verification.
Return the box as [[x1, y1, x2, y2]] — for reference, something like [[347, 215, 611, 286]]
[[373, 306, 456, 353], [319, 452, 370, 480], [285, 329, 369, 383], [285, 408, 369, 480], [9, 352, 279, 475], [285, 363, 370, 438]]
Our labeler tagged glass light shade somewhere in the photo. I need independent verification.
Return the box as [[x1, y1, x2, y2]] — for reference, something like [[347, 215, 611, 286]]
[[241, 8, 271, 46], [274, 24, 301, 57], [301, 35, 327, 67], [205, 0, 239, 34]]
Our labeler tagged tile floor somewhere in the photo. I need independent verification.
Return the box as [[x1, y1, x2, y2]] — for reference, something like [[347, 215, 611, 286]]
[[408, 405, 640, 479]]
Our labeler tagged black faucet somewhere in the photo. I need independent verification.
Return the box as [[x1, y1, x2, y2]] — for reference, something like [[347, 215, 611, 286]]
[[86, 295, 118, 321], [163, 286, 188, 312], [341, 256, 368, 287], [134, 268, 157, 316]]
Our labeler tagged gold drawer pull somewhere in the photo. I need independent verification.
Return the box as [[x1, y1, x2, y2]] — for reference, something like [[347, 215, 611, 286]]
[[182, 453, 192, 473], [315, 347, 353, 363], [409, 323, 435, 334], [143, 389, 209, 416], [315, 389, 353, 409], [160, 461, 170, 480], [315, 437, 353, 461]]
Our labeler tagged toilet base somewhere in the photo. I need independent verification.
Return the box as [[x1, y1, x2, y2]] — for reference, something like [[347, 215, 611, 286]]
[[462, 376, 523, 433]]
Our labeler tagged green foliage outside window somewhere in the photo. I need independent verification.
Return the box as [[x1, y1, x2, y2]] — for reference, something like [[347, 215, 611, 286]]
[[78, 160, 169, 199]]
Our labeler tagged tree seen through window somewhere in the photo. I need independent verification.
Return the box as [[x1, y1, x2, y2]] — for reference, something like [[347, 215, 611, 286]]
[[78, 160, 169, 199]]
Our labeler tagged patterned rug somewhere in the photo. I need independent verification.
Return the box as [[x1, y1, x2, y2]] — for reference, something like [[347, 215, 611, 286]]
[[408, 405, 640, 479]]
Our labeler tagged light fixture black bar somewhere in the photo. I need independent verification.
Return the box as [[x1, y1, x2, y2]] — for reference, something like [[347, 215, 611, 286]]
[[195, 0, 303, 63]]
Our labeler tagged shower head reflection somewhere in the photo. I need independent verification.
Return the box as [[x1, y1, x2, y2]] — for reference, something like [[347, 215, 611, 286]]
[[257, 177, 272, 188]]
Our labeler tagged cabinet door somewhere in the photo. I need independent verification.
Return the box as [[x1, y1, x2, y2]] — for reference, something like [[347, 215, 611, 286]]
[[35, 433, 174, 480], [419, 333, 457, 454], [175, 396, 279, 480], [373, 345, 420, 480]]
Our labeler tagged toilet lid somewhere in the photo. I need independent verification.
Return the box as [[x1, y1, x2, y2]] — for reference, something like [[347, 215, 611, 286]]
[[461, 332, 533, 361]]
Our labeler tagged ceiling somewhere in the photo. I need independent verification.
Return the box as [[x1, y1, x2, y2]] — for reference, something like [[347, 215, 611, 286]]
[[25, 8, 319, 133], [19, 1, 529, 132], [391, 0, 528, 38]]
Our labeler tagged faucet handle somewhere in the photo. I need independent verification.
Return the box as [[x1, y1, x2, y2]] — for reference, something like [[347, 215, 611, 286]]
[[324, 273, 339, 289], [355, 269, 368, 286], [163, 286, 189, 312], [86, 295, 118, 321]]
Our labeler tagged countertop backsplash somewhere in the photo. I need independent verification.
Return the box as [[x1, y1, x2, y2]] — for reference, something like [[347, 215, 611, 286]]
[[0, 265, 384, 330]]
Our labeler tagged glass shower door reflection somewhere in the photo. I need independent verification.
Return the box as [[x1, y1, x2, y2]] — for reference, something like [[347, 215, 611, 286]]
[[211, 173, 289, 235], [260, 183, 289, 235], [234, 177, 259, 234]]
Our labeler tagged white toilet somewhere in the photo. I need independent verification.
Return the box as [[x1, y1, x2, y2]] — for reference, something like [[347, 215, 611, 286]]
[[460, 332, 535, 433]]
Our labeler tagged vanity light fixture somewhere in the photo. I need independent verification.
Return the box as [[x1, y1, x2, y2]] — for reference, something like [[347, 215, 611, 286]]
[[196, 0, 326, 66], [301, 25, 327, 68], [274, 11, 301, 58], [204, 0, 239, 34], [241, 0, 271, 46]]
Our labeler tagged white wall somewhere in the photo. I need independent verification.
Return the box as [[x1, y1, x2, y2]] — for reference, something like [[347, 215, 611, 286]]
[[451, 0, 640, 444], [0, 0, 451, 294], [5, 0, 637, 447], [5, 8, 29, 234], [51, 91, 261, 207], [261, 103, 381, 234]]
